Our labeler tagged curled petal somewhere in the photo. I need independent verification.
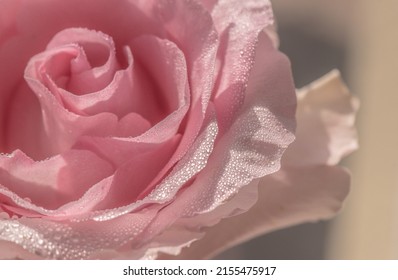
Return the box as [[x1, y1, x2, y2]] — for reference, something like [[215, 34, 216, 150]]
[[284, 70, 359, 166]]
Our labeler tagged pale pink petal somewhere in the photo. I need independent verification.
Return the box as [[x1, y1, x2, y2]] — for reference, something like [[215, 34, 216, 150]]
[[167, 71, 358, 259], [284, 70, 359, 166], [173, 166, 350, 259], [111, 227, 205, 260]]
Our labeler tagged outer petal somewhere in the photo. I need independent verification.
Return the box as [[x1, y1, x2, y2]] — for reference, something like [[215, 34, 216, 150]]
[[284, 70, 359, 166], [172, 165, 350, 259], [170, 71, 359, 259]]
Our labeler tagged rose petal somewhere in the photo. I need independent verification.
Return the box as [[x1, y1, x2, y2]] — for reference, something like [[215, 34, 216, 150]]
[[46, 32, 189, 124], [142, 180, 260, 259], [3, 82, 45, 159], [284, 70, 359, 166], [210, 0, 274, 131], [88, 111, 219, 222], [116, 113, 151, 138], [6, 77, 119, 159], [172, 165, 350, 259], [167, 71, 358, 259], [135, 0, 219, 187], [0, 149, 113, 212], [0, 240, 41, 260], [47, 28, 118, 94], [128, 35, 189, 122], [0, 209, 160, 259], [93, 134, 181, 209], [0, 0, 19, 45]]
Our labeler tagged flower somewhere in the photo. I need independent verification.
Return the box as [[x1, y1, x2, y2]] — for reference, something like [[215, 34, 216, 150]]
[[0, 0, 357, 259]]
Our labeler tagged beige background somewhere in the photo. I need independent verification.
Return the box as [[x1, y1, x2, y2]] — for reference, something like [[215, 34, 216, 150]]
[[327, 0, 398, 259]]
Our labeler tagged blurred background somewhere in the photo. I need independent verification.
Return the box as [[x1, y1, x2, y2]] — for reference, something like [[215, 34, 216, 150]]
[[218, 0, 398, 259]]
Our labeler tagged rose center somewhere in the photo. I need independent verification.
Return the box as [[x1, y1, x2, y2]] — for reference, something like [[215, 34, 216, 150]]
[[2, 28, 188, 161]]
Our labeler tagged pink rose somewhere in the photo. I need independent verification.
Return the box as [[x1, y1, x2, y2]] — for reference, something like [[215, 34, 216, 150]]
[[0, 0, 357, 259]]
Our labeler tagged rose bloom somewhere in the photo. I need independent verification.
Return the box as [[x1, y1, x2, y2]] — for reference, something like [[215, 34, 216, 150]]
[[0, 0, 358, 259]]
